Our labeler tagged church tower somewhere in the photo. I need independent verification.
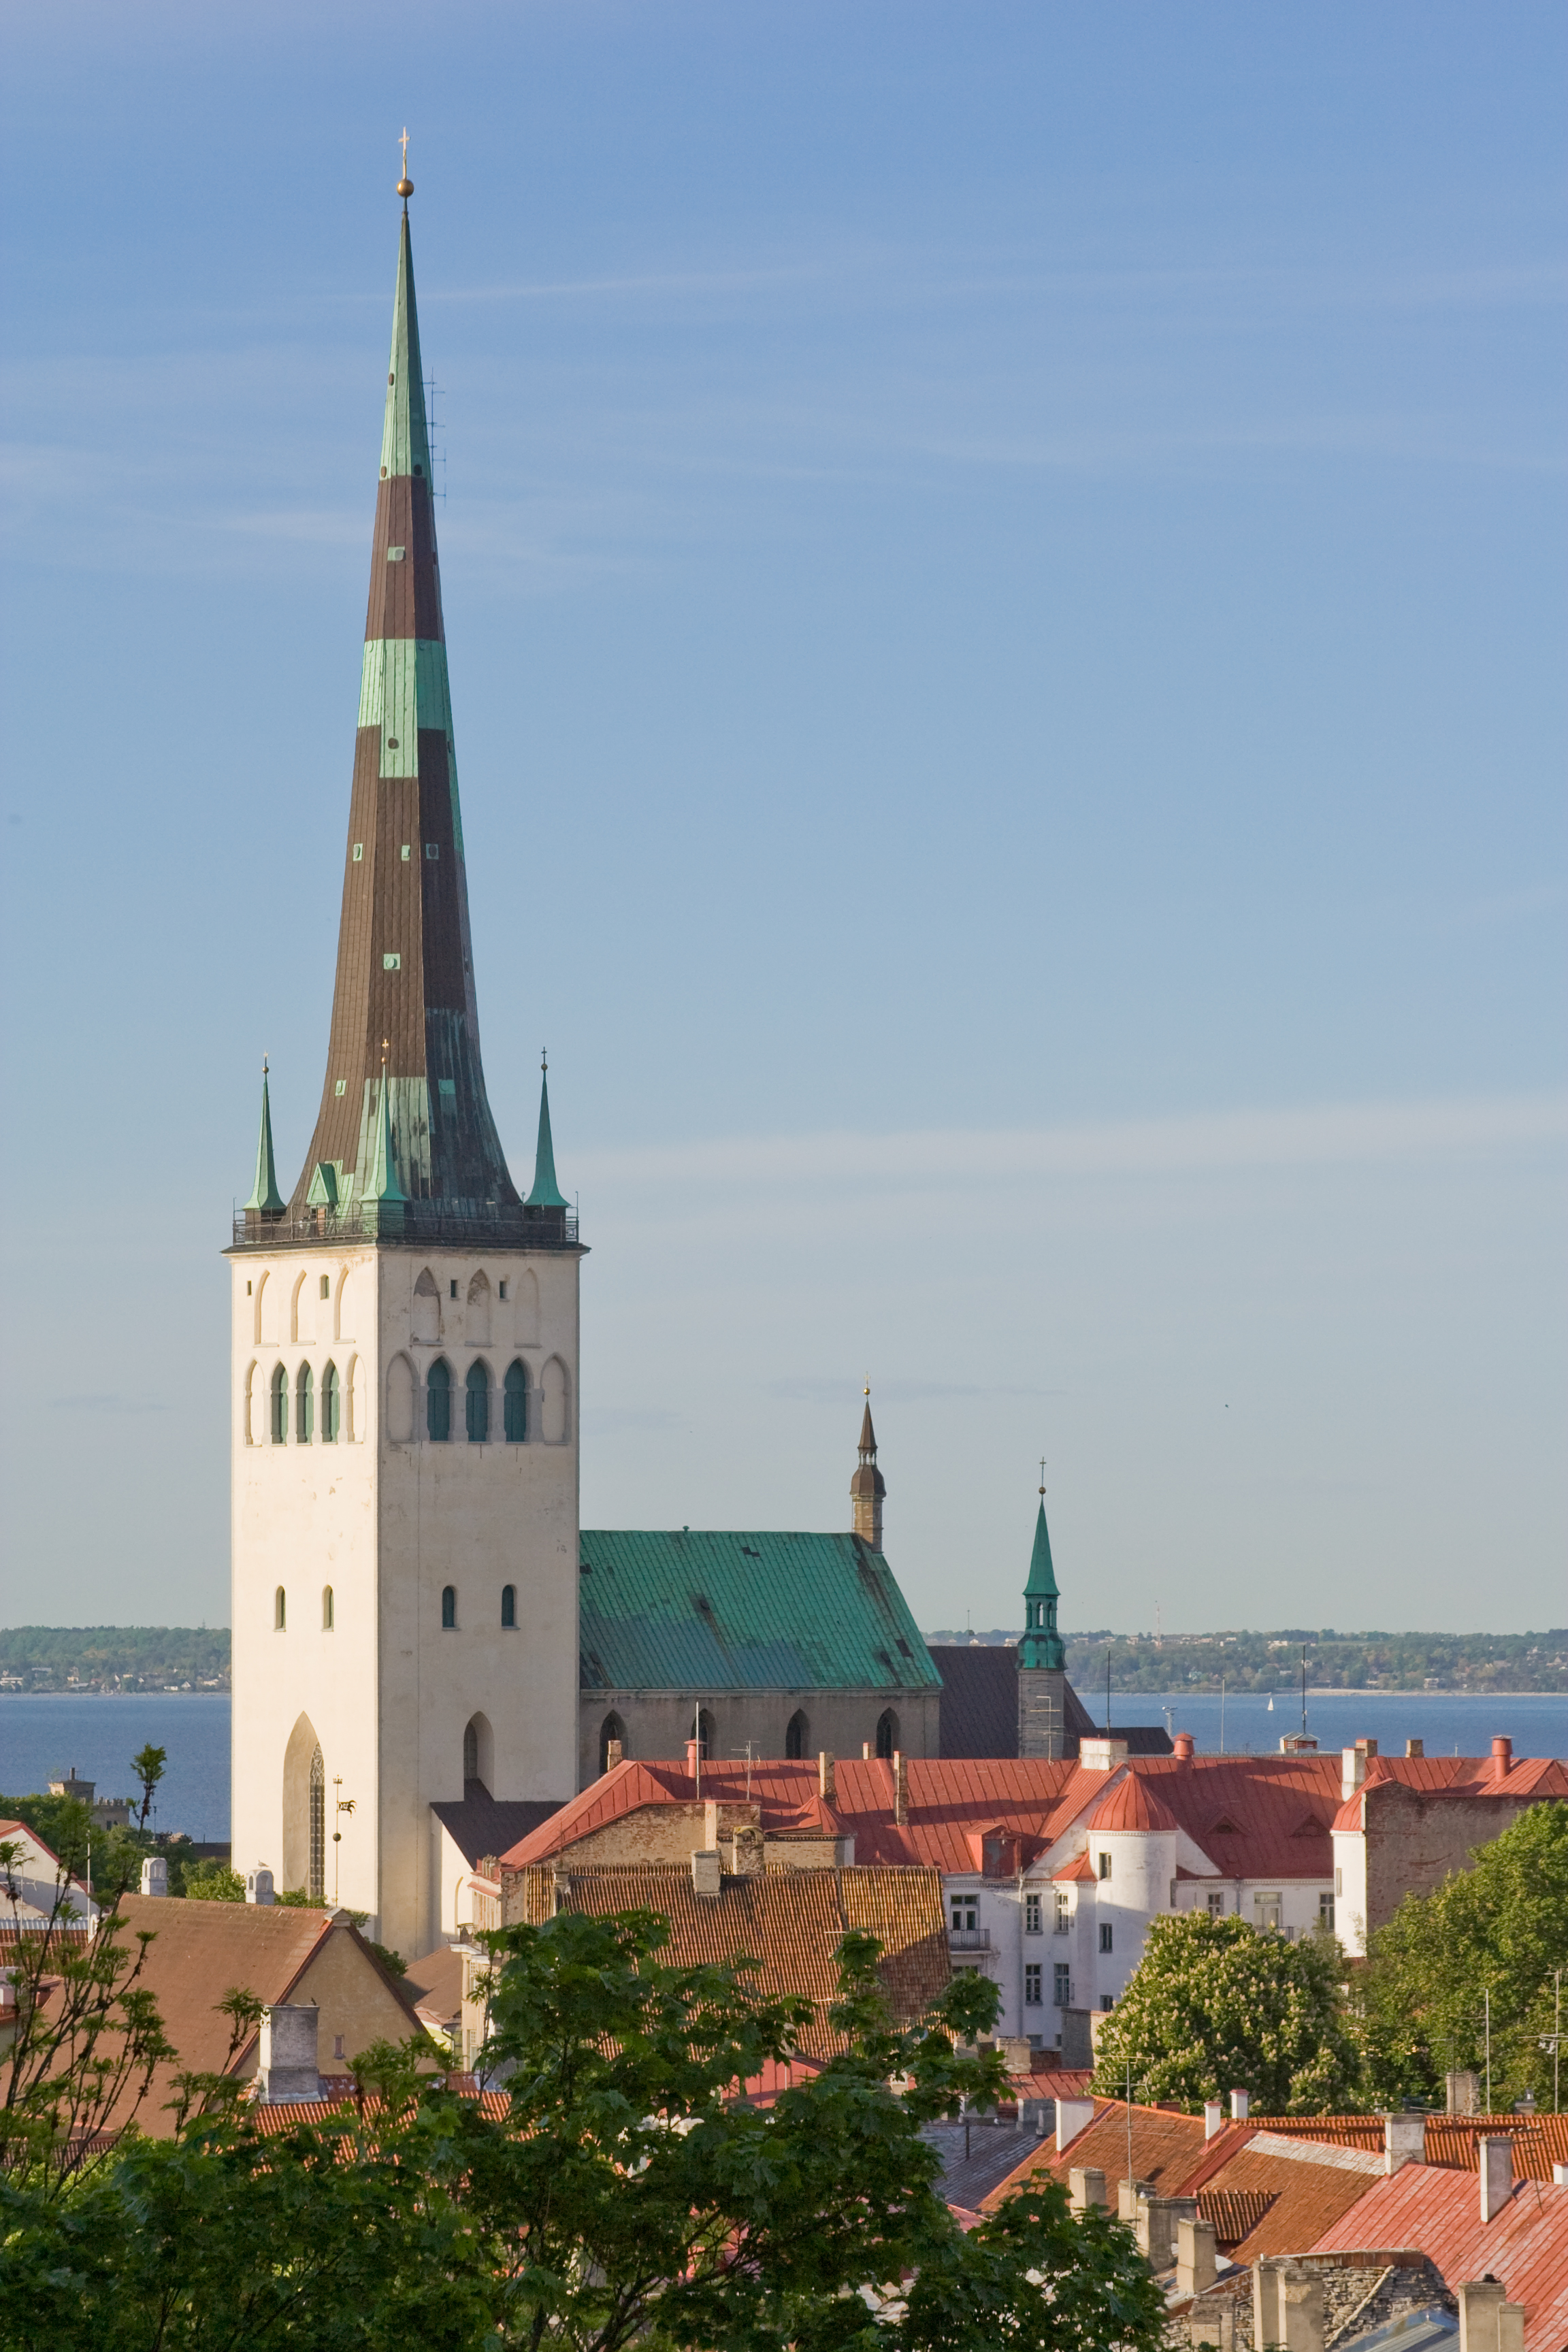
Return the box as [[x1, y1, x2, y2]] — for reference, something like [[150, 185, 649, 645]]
[[1016, 1480, 1068, 1759], [227, 179, 581, 1957], [850, 1389, 885, 1551]]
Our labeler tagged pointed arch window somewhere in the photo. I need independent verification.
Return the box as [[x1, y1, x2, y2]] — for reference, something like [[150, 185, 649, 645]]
[[441, 1584, 457, 1629], [875, 1708, 899, 1760], [322, 1586, 334, 1631], [503, 1358, 529, 1443], [295, 1362, 314, 1443], [274, 1586, 287, 1631], [427, 1358, 452, 1441], [270, 1364, 289, 1444], [599, 1712, 627, 1775], [308, 1745, 325, 1904], [500, 1584, 517, 1628], [321, 1361, 340, 1442], [463, 1719, 478, 1782], [785, 1710, 809, 1761], [466, 1360, 490, 1443]]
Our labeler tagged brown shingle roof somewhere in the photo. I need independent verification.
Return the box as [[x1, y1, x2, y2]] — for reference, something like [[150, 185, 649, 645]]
[[508, 1863, 948, 2059]]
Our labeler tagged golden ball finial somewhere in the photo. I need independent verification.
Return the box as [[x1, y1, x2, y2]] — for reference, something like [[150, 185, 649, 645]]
[[397, 177, 414, 199]]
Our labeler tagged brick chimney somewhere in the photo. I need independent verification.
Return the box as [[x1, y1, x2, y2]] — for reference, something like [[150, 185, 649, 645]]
[[893, 1751, 908, 1827], [1457, 2278, 1525, 2352], [1341, 1739, 1378, 1801], [819, 1751, 836, 1802], [255, 2002, 321, 2102], [604, 1738, 623, 1771], [1384, 2112, 1425, 2173]]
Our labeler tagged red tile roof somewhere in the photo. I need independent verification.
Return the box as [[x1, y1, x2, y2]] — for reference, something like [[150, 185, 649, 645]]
[[1195, 2129, 1386, 2261], [1332, 1754, 1568, 1832], [1310, 2165, 1568, 2349], [979, 2097, 1211, 2212], [1087, 1778, 1181, 1833]]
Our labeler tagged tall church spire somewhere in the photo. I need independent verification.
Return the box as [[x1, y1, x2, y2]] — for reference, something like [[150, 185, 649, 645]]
[[282, 190, 529, 1237], [1018, 1473, 1066, 1669], [850, 1385, 886, 1552]]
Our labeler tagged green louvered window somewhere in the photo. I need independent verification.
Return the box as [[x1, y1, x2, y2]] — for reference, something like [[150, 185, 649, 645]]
[[321, 1362, 340, 1443], [270, 1365, 288, 1444], [466, 1360, 489, 1443], [295, 1363, 314, 1443], [503, 1359, 528, 1442], [427, 1358, 452, 1442]]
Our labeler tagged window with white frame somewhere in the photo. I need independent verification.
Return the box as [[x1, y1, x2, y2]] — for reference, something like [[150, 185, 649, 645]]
[[1254, 1891, 1282, 1933], [1024, 1892, 1042, 1936], [949, 1893, 978, 1934], [1207, 1890, 1225, 1917], [1054, 1962, 1071, 2006], [1319, 1891, 1335, 1932], [1054, 1891, 1071, 1932], [1024, 1964, 1042, 2007], [1097, 1851, 1112, 1880], [1098, 1922, 1113, 1953]]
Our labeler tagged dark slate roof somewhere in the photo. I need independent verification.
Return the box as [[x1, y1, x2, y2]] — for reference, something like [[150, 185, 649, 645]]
[[431, 1782, 564, 1867], [576, 1531, 941, 1695], [932, 1646, 1172, 1759]]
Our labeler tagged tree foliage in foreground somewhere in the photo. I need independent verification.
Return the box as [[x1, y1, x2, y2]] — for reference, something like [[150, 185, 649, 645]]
[[1357, 1799, 1568, 2110], [0, 1906, 1169, 2352], [1089, 1912, 1364, 2113]]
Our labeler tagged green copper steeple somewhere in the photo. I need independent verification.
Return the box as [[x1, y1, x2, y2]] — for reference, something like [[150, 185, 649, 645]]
[[1018, 1488, 1066, 1669], [244, 1060, 286, 1218], [525, 1056, 568, 1209], [365, 1053, 409, 1233]]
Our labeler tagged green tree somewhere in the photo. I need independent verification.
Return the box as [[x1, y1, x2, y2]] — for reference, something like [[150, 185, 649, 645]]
[[180, 1856, 245, 1901], [1, 1908, 1169, 2351], [1090, 1912, 1364, 2113], [1357, 1800, 1568, 2110], [130, 1744, 166, 1832]]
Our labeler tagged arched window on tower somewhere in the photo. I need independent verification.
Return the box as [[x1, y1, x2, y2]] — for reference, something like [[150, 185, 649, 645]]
[[785, 1710, 809, 1761], [321, 1361, 340, 1442], [270, 1364, 289, 1443], [308, 1745, 325, 1903], [463, 1720, 478, 1782], [441, 1584, 457, 1629], [503, 1358, 529, 1443], [463, 1713, 493, 1791], [274, 1586, 287, 1631], [500, 1584, 517, 1628], [322, 1585, 334, 1631], [466, 1359, 490, 1443], [427, 1358, 452, 1441], [295, 1362, 314, 1443], [599, 1712, 627, 1775], [875, 1708, 899, 1760]]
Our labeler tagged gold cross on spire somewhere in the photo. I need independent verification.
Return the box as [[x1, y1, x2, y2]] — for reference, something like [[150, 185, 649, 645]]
[[396, 130, 414, 202], [1039, 1454, 1047, 1495]]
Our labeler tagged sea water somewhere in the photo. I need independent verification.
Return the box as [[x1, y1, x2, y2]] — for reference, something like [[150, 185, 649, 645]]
[[0, 1695, 230, 1843], [1112, 1687, 1567, 1760]]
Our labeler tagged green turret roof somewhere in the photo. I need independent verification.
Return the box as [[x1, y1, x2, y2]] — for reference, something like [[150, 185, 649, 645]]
[[526, 1060, 568, 1209], [368, 1062, 408, 1205], [1018, 1492, 1066, 1670], [1023, 1498, 1059, 1599], [244, 1062, 285, 1216]]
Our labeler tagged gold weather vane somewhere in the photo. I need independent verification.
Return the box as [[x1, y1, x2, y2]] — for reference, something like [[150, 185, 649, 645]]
[[397, 129, 414, 202]]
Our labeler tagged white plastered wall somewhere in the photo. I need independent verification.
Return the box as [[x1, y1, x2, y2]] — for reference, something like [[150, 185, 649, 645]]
[[231, 1243, 581, 1959]]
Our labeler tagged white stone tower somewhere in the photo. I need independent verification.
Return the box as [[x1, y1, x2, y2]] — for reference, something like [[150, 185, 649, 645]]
[[227, 185, 581, 1957]]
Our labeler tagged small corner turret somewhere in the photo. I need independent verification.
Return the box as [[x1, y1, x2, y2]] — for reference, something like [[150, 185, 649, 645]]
[[524, 1051, 570, 1235], [1017, 1469, 1068, 1759], [243, 1058, 286, 1229], [849, 1386, 886, 1552]]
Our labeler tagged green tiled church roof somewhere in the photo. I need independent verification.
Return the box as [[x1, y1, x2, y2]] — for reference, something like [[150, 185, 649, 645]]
[[576, 1531, 941, 1695]]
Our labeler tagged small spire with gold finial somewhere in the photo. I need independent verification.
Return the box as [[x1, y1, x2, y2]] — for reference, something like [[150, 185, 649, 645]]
[[396, 128, 414, 206], [851, 1380, 885, 1552]]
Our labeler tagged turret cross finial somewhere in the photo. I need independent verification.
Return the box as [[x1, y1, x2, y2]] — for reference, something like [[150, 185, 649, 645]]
[[1039, 1454, 1046, 1494], [399, 128, 410, 177]]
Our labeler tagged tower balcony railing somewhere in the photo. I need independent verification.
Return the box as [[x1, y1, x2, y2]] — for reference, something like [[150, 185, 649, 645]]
[[231, 1203, 580, 1252]]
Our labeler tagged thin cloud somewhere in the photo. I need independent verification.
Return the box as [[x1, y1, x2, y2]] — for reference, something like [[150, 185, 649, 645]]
[[576, 1094, 1568, 1194]]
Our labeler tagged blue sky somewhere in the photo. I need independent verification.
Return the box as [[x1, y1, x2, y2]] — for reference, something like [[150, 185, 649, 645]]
[[1, 2, 1563, 1635]]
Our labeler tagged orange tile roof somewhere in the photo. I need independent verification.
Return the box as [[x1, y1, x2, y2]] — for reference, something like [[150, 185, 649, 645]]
[[1331, 1754, 1568, 1832], [979, 2097, 1211, 2212], [506, 1863, 949, 2061], [1310, 2165, 1568, 2349], [1194, 2129, 1386, 2261], [1424, 2114, 1568, 2183], [1087, 1778, 1181, 1833]]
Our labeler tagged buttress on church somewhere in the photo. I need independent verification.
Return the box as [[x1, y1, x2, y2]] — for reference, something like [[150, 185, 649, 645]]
[[228, 197, 1163, 1959]]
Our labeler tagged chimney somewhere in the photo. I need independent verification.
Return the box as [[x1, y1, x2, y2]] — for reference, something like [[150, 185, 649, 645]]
[[685, 1737, 701, 1791], [1384, 2112, 1425, 2173], [892, 1751, 908, 1827], [1068, 2164, 1107, 2212], [1447, 2070, 1480, 2115], [1341, 1739, 1377, 1801], [1254, 2259, 1326, 2352], [1552, 2163, 1568, 2189], [1478, 2136, 1513, 2223], [1056, 2095, 1094, 2151], [604, 1739, 623, 1771], [1173, 1733, 1195, 1760], [1458, 2278, 1526, 2352], [1117, 2176, 1154, 2223], [1204, 2100, 1224, 2139], [255, 2002, 321, 2102], [1491, 1736, 1512, 1782], [1405, 1738, 1424, 1759], [1137, 2193, 1197, 2270], [703, 1799, 719, 1849], [690, 1848, 721, 1897], [862, 1742, 871, 1759], [818, 1751, 836, 1802], [140, 1857, 167, 1898], [246, 1866, 275, 1906], [550, 1861, 570, 1915], [1177, 2216, 1218, 2298], [1230, 2087, 1250, 2121]]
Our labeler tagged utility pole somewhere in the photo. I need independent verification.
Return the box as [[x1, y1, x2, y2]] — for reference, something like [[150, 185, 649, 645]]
[[1485, 1987, 1492, 2114], [332, 1777, 356, 1908]]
